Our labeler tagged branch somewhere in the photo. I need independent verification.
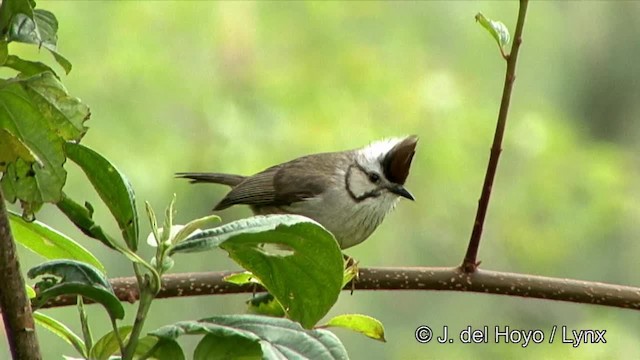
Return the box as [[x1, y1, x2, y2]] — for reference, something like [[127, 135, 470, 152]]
[[38, 267, 640, 311], [463, 0, 530, 272], [0, 189, 42, 360]]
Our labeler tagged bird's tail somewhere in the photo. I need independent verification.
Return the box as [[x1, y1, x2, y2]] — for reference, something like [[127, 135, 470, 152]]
[[175, 172, 246, 187]]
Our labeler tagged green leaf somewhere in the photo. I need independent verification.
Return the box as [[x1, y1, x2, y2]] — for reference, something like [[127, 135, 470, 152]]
[[0, 72, 90, 215], [0, 0, 34, 33], [90, 326, 133, 360], [26, 285, 36, 298], [132, 336, 159, 358], [161, 194, 176, 244], [56, 194, 117, 250], [150, 314, 349, 360], [0, 128, 41, 171], [475, 13, 510, 53], [223, 271, 260, 286], [33, 311, 87, 357], [9, 211, 105, 272], [172, 214, 220, 244], [24, 73, 89, 140], [33, 10, 72, 73], [28, 259, 125, 320], [321, 314, 386, 342], [4, 55, 57, 76], [149, 339, 185, 360], [247, 293, 285, 318], [7, 9, 72, 73], [65, 142, 139, 251], [134, 337, 185, 360], [170, 215, 344, 328], [194, 333, 261, 360], [342, 262, 358, 288], [0, 41, 8, 64]]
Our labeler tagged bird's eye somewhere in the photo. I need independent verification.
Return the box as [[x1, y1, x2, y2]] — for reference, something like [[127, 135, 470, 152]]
[[368, 172, 381, 184]]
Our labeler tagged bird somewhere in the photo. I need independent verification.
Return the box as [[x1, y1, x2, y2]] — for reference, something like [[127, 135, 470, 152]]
[[176, 136, 417, 249]]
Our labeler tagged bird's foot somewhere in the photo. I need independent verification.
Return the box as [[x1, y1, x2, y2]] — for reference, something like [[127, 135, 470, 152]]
[[343, 254, 359, 295]]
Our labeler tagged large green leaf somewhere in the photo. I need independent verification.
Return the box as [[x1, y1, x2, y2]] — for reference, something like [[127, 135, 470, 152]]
[[170, 215, 344, 329], [0, 72, 89, 215], [65, 142, 139, 251], [33, 311, 87, 358], [28, 259, 124, 320], [9, 211, 105, 272], [150, 315, 349, 360]]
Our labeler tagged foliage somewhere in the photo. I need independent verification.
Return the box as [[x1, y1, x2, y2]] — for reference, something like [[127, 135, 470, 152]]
[[3, 1, 639, 360], [0, 1, 383, 359]]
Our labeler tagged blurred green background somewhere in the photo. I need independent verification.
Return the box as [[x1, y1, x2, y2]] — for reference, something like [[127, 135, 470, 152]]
[[3, 1, 640, 359]]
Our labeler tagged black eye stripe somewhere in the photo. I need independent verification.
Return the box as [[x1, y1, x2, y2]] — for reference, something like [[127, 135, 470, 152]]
[[345, 164, 384, 202], [368, 172, 380, 183]]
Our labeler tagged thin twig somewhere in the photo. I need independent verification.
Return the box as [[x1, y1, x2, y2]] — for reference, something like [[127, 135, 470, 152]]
[[463, 0, 530, 272], [38, 267, 640, 311]]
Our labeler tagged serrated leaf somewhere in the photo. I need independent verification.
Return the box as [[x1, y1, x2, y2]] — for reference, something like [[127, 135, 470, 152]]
[[24, 73, 89, 140], [33, 311, 87, 357], [9, 211, 105, 272], [475, 13, 510, 52], [321, 314, 386, 342], [170, 215, 344, 328], [194, 333, 261, 360], [28, 259, 124, 319], [65, 142, 139, 250], [150, 314, 349, 360], [90, 326, 132, 360], [0, 72, 90, 215]]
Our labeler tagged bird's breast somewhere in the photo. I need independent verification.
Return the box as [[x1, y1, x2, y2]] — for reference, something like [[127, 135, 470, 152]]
[[272, 188, 400, 249]]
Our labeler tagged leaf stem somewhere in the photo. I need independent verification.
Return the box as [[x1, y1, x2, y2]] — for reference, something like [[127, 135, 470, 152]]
[[121, 264, 155, 360], [110, 317, 126, 357], [77, 296, 93, 353], [462, 0, 529, 272]]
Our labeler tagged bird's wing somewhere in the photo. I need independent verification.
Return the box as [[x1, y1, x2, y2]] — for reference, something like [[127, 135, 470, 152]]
[[214, 154, 336, 210]]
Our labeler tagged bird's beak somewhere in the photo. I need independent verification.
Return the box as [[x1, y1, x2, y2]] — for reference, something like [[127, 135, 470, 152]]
[[390, 185, 415, 201]]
